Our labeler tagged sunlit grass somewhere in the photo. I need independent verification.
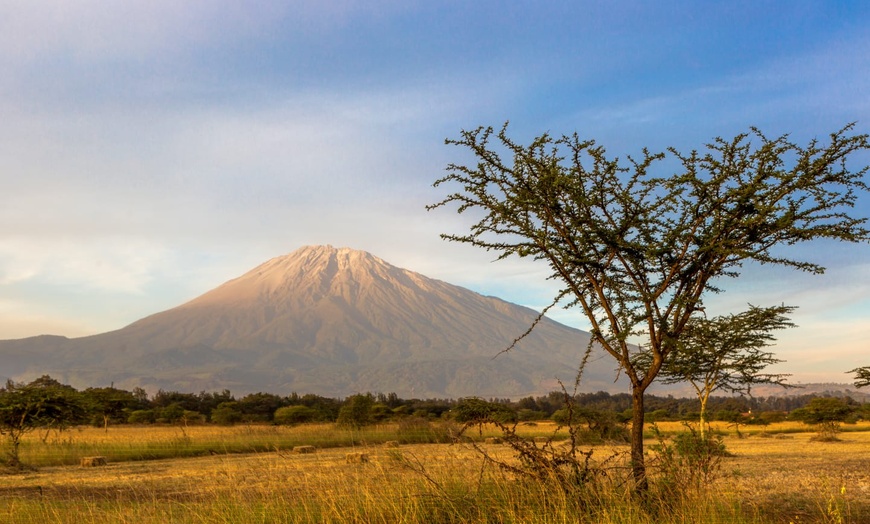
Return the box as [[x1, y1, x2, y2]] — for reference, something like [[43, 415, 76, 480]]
[[1, 421, 868, 523]]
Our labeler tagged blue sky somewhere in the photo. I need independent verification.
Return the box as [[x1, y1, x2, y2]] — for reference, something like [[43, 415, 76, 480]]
[[1, 1, 868, 384]]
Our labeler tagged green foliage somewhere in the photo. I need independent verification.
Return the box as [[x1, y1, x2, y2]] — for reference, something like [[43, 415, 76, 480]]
[[237, 392, 286, 422], [650, 424, 728, 501], [210, 402, 243, 426], [127, 409, 156, 424], [642, 304, 795, 438], [0, 376, 86, 468], [82, 386, 139, 430], [452, 397, 517, 424], [791, 397, 855, 440], [273, 405, 318, 426], [158, 403, 186, 424], [337, 394, 375, 429], [850, 366, 870, 388]]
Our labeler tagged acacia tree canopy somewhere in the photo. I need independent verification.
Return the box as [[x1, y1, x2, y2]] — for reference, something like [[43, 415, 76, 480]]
[[0, 377, 86, 468], [430, 123, 870, 490], [850, 367, 870, 388], [644, 304, 796, 437]]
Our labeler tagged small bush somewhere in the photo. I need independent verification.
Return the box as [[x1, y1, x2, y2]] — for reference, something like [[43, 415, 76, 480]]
[[650, 424, 728, 501]]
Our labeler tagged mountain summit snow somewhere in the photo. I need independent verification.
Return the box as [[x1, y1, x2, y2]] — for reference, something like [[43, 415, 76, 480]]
[[0, 246, 618, 397]]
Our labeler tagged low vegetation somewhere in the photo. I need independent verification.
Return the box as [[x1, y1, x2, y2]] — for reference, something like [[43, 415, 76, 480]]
[[2, 376, 869, 522], [0, 420, 868, 523]]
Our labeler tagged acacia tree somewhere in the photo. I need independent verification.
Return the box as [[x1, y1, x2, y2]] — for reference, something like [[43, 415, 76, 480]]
[[429, 123, 869, 491], [849, 367, 870, 388], [791, 397, 855, 440], [645, 304, 796, 439], [0, 377, 86, 468], [82, 386, 138, 432]]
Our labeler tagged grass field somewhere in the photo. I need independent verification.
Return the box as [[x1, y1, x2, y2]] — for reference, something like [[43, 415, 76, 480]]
[[1, 421, 868, 523]]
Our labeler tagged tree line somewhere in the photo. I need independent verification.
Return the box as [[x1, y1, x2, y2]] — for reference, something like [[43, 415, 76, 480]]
[[3, 374, 867, 431]]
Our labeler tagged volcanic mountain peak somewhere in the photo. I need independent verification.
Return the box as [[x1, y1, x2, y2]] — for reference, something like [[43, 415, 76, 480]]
[[0, 245, 620, 397], [181, 245, 401, 308]]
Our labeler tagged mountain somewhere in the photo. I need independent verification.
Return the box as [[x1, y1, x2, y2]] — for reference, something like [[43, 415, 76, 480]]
[[0, 245, 622, 398]]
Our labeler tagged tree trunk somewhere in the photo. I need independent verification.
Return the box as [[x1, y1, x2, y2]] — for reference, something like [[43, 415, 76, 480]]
[[630, 385, 648, 493], [6, 432, 22, 468], [699, 393, 709, 440]]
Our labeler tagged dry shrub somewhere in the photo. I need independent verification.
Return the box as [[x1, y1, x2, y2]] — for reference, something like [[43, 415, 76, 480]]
[[345, 452, 369, 463], [80, 456, 107, 467], [648, 424, 728, 505]]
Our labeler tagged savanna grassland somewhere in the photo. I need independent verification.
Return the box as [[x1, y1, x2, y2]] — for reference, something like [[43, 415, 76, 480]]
[[1, 421, 868, 523]]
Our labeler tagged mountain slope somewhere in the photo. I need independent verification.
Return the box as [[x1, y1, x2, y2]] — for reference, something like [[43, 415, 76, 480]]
[[0, 245, 620, 397]]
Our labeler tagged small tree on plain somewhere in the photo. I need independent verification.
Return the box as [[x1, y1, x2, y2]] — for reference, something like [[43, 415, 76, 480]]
[[82, 386, 138, 432], [640, 304, 796, 439], [791, 397, 855, 441], [0, 377, 86, 468], [430, 123, 869, 491]]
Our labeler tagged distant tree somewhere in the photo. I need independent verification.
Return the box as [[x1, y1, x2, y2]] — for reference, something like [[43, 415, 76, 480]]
[[336, 394, 375, 429], [430, 123, 869, 490], [82, 387, 138, 432], [452, 397, 517, 424], [0, 376, 86, 468], [640, 304, 795, 438], [273, 405, 318, 426], [127, 409, 156, 424], [158, 403, 186, 424], [237, 392, 287, 422], [210, 402, 243, 426], [849, 367, 870, 388], [195, 390, 235, 418], [289, 393, 343, 422], [791, 397, 855, 440]]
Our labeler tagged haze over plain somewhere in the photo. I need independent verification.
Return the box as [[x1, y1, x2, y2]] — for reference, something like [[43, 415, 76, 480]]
[[1, 2, 869, 384]]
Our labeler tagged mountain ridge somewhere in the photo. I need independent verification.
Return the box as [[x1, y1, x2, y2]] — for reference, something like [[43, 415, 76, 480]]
[[0, 245, 620, 397]]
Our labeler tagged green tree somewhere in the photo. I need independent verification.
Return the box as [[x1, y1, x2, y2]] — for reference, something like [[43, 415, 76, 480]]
[[0, 377, 86, 468], [336, 394, 375, 429], [273, 405, 318, 426], [452, 397, 517, 424], [642, 304, 795, 438], [430, 123, 869, 490], [210, 402, 243, 426], [237, 392, 286, 422], [791, 397, 855, 440], [82, 387, 138, 432], [849, 366, 870, 388]]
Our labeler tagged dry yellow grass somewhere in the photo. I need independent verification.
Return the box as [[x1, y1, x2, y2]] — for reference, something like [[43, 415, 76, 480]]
[[0, 421, 868, 523]]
